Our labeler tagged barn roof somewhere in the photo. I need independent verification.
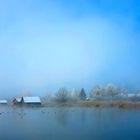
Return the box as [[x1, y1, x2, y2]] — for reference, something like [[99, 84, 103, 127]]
[[22, 96, 41, 103], [15, 98, 22, 102]]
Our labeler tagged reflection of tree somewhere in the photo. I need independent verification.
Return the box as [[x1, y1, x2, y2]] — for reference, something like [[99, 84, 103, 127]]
[[13, 107, 26, 121], [55, 109, 69, 126], [19, 107, 25, 119], [80, 109, 87, 123]]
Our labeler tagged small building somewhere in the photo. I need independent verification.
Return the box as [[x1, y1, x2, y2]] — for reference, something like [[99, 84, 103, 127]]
[[13, 97, 22, 104], [13, 96, 41, 106], [0, 100, 7, 104], [21, 96, 41, 105]]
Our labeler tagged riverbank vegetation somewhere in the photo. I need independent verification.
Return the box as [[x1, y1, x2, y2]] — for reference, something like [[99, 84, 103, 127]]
[[40, 84, 140, 108], [2, 84, 140, 108]]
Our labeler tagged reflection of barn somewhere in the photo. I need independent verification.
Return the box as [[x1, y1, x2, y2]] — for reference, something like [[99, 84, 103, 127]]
[[13, 96, 41, 106]]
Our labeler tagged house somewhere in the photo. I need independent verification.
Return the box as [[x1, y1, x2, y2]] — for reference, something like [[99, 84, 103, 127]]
[[13, 97, 22, 104], [13, 96, 41, 106], [0, 100, 7, 104], [21, 96, 41, 105]]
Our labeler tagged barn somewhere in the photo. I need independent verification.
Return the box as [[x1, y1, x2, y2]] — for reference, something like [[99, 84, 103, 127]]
[[21, 96, 41, 105], [13, 97, 22, 104], [13, 96, 41, 106]]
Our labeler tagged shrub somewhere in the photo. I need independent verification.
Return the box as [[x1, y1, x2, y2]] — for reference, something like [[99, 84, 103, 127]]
[[104, 84, 120, 97]]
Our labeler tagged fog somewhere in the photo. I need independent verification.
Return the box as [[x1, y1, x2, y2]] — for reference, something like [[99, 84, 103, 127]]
[[0, 0, 140, 97]]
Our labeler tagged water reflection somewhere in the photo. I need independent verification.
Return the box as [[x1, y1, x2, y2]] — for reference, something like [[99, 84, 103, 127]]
[[55, 108, 69, 126], [0, 106, 140, 140]]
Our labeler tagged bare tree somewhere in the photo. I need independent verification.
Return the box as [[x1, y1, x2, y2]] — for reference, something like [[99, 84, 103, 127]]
[[73, 89, 81, 101], [90, 84, 120, 99], [90, 85, 104, 98], [55, 88, 69, 102], [104, 84, 120, 98]]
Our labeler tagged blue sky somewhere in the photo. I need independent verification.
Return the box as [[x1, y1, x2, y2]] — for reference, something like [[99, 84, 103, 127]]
[[0, 0, 140, 96]]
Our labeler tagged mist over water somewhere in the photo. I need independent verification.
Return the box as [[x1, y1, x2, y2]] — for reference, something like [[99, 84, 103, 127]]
[[0, 0, 140, 97], [0, 107, 140, 140]]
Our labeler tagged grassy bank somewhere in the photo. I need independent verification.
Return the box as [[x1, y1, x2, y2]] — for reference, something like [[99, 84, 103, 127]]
[[78, 100, 140, 108], [41, 100, 140, 108]]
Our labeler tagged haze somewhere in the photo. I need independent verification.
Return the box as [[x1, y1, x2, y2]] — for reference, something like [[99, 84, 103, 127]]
[[0, 0, 140, 97]]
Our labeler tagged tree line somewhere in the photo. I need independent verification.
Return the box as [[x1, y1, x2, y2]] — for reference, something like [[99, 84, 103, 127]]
[[42, 84, 140, 104]]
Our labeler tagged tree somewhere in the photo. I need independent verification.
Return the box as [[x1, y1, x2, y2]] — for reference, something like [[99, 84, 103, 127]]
[[105, 84, 120, 98], [69, 89, 80, 101], [55, 88, 69, 102], [79, 88, 86, 100], [90, 85, 103, 98]]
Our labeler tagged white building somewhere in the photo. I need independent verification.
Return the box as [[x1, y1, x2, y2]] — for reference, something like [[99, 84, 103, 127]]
[[13, 96, 41, 105], [0, 100, 7, 104], [22, 96, 41, 104]]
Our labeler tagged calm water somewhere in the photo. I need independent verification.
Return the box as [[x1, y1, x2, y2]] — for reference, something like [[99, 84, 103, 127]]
[[0, 106, 140, 140]]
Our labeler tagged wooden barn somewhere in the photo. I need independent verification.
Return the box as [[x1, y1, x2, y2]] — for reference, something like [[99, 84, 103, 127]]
[[13, 96, 41, 106]]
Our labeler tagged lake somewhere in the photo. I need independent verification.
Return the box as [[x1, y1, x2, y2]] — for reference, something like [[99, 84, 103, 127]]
[[0, 106, 140, 140]]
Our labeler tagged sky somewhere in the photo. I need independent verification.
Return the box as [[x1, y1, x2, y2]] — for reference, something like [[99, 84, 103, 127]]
[[0, 0, 140, 97]]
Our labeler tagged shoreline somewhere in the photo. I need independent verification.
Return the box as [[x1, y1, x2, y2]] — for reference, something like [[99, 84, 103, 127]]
[[41, 100, 140, 109], [78, 100, 140, 108], [1, 100, 140, 109]]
